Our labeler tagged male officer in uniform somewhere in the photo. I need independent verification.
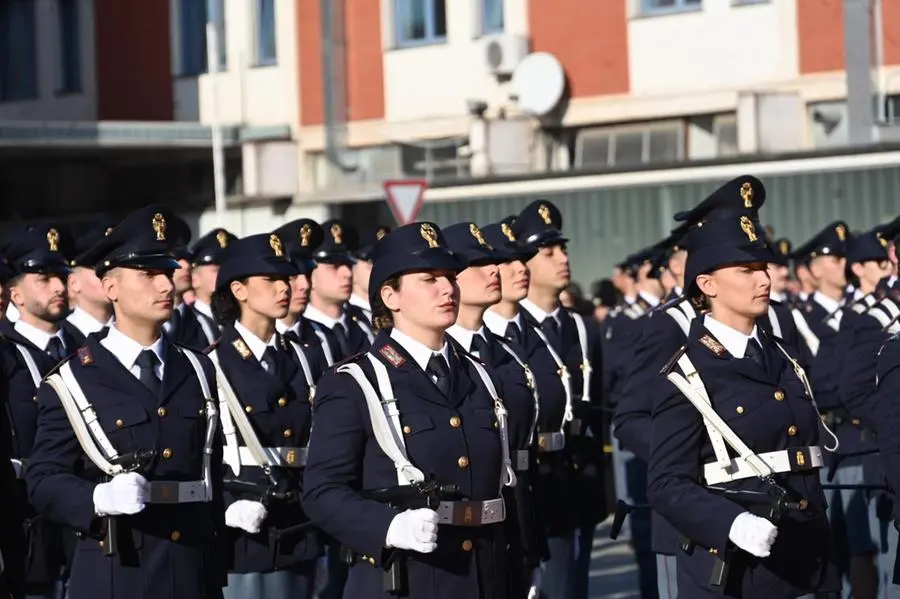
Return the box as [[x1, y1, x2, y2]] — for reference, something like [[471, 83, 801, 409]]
[[272, 219, 325, 346], [305, 220, 372, 366], [65, 221, 116, 344], [348, 226, 391, 326], [1, 224, 81, 599], [162, 217, 195, 340], [26, 205, 227, 599], [512, 200, 605, 599]]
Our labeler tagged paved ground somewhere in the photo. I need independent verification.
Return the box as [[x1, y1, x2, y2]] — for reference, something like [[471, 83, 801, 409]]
[[588, 519, 641, 599]]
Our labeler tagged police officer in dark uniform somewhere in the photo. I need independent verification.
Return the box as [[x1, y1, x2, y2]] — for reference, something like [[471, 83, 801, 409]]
[[272, 219, 326, 346], [512, 200, 606, 599], [1, 224, 80, 599], [349, 226, 392, 326], [303, 221, 513, 599], [26, 205, 227, 599], [648, 212, 841, 599], [443, 221, 547, 599], [64, 221, 116, 344], [162, 216, 195, 341], [305, 220, 372, 367], [176, 227, 238, 351], [874, 216, 900, 299], [207, 231, 325, 599]]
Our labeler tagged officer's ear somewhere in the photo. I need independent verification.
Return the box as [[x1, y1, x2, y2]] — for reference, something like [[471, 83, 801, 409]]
[[230, 279, 249, 304], [101, 269, 120, 303], [7, 275, 24, 309], [850, 261, 865, 280], [695, 273, 717, 299]]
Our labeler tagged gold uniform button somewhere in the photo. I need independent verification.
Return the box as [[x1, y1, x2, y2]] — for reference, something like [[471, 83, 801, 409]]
[[283, 429, 293, 439], [774, 390, 785, 401], [115, 419, 124, 428], [170, 530, 181, 542], [788, 425, 798, 437], [461, 540, 473, 552], [736, 406, 744, 415], [449, 416, 461, 428], [157, 407, 167, 417], [162, 448, 173, 459], [367, 557, 376, 565], [458, 456, 470, 469], [245, 405, 253, 414], [403, 425, 412, 434], [278, 397, 288, 407]]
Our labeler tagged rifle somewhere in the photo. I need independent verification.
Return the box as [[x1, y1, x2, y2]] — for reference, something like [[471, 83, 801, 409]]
[[346, 479, 462, 597], [104, 449, 156, 557]]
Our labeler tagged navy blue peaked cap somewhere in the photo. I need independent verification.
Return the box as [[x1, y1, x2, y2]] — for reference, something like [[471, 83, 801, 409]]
[[214, 232, 298, 293]]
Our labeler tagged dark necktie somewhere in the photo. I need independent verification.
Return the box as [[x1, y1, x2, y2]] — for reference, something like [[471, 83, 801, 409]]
[[168, 306, 183, 334], [333, 322, 350, 358], [504, 323, 520, 345], [136, 350, 162, 396], [470, 334, 488, 358], [261, 346, 279, 375], [46, 337, 65, 362], [426, 354, 451, 397], [745, 338, 767, 373], [541, 317, 559, 336]]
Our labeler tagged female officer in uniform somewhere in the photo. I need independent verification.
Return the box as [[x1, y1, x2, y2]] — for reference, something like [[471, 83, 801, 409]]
[[209, 231, 325, 599], [302, 222, 513, 599], [647, 214, 840, 599]]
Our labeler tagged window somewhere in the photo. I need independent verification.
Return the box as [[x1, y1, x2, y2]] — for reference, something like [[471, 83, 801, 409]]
[[574, 121, 685, 168], [0, 0, 38, 101], [395, 0, 447, 47], [179, 0, 227, 76], [642, 0, 702, 15], [256, 0, 277, 65], [57, 0, 81, 93], [714, 115, 739, 156], [482, 0, 503, 34]]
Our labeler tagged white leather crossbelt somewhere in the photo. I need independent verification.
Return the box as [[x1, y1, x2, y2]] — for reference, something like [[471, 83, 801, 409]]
[[238, 446, 307, 468], [436, 497, 506, 526], [703, 445, 824, 485], [536, 432, 565, 452]]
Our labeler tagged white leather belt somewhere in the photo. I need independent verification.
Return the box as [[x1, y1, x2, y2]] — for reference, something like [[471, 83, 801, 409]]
[[703, 446, 824, 485], [10, 459, 25, 480], [238, 446, 307, 468], [148, 480, 209, 504], [514, 449, 530, 472], [436, 497, 506, 526], [536, 432, 565, 453]]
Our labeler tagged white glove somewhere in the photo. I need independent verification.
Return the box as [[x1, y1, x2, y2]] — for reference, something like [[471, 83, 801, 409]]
[[225, 500, 268, 534], [527, 564, 544, 599], [92, 472, 149, 516], [384, 508, 439, 553], [728, 512, 778, 558]]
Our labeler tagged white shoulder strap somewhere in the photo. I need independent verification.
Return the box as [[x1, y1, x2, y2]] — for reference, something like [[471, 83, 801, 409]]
[[496, 338, 540, 445], [571, 315, 592, 404], [197, 314, 218, 346], [530, 325, 573, 431], [463, 355, 516, 490], [287, 340, 317, 402], [310, 323, 335, 367], [354, 318, 375, 344], [14, 344, 42, 388], [767, 305, 783, 338], [176, 348, 218, 500], [337, 357, 425, 486], [791, 308, 820, 356], [665, 303, 692, 336]]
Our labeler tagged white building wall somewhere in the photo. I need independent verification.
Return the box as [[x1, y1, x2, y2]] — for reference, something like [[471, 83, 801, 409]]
[[189, 202, 332, 238]]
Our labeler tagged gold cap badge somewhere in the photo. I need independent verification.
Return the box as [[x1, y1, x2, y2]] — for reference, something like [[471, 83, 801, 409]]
[[740, 182, 754, 209], [740, 216, 758, 242], [216, 230, 229, 249], [269, 233, 284, 257], [538, 204, 552, 225], [420, 224, 439, 248], [879, 233, 888, 248], [501, 223, 515, 242], [331, 223, 343, 244], [300, 224, 312, 247], [469, 224, 491, 248], [46, 228, 59, 252], [779, 240, 789, 255], [376, 227, 388, 240], [152, 213, 167, 242], [835, 224, 846, 242]]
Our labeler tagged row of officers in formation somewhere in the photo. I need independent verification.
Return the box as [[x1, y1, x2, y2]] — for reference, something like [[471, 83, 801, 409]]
[[0, 175, 898, 599]]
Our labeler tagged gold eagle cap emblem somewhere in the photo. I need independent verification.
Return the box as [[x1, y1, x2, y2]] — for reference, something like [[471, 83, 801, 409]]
[[216, 230, 229, 249], [152, 213, 167, 242], [740, 182, 754, 208], [779, 240, 789, 255], [269, 234, 284, 257], [501, 223, 515, 241], [420, 224, 439, 248], [376, 227, 388, 241], [46, 228, 59, 252], [331, 224, 343, 244], [538, 204, 552, 225], [469, 224, 490, 248], [740, 216, 758, 243], [300, 224, 312, 247], [835, 224, 846, 242], [879, 233, 888, 248]]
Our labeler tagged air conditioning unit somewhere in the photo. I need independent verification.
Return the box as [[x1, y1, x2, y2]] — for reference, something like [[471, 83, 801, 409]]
[[483, 34, 530, 76]]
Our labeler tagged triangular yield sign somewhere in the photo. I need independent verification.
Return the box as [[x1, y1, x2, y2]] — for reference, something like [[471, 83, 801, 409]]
[[384, 180, 428, 226]]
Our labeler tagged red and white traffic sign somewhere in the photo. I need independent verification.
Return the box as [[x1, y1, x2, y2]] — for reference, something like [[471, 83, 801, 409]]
[[384, 180, 427, 226]]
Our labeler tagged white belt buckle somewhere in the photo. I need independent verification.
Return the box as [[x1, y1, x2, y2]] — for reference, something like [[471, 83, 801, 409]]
[[537, 432, 565, 453], [436, 498, 507, 526]]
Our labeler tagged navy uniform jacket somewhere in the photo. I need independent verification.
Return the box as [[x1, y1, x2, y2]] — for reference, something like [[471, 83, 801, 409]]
[[874, 335, 900, 499], [798, 301, 842, 411], [760, 301, 812, 370], [172, 305, 217, 352], [60, 320, 87, 348], [25, 333, 228, 599], [302, 332, 509, 599], [212, 324, 323, 572], [648, 319, 839, 598], [307, 312, 372, 366], [601, 303, 649, 411], [0, 338, 27, 598]]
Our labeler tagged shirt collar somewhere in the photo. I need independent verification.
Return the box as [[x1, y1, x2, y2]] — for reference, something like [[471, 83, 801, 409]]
[[304, 304, 348, 330], [101, 324, 165, 371], [193, 300, 213, 320], [389, 327, 449, 373], [483, 309, 523, 337], [702, 315, 760, 359], [348, 294, 371, 314], [14, 319, 64, 352], [275, 318, 302, 336], [770, 291, 788, 303], [446, 324, 488, 353], [813, 291, 842, 315], [6, 303, 19, 322], [519, 298, 561, 325], [638, 290, 661, 308], [674, 286, 684, 297], [66, 306, 107, 336], [234, 321, 278, 363]]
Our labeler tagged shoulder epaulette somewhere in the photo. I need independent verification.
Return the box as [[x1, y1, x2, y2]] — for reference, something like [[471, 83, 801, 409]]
[[660, 345, 687, 376], [335, 351, 367, 368]]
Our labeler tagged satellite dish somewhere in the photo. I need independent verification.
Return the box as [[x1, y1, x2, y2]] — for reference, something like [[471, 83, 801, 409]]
[[511, 52, 565, 117]]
